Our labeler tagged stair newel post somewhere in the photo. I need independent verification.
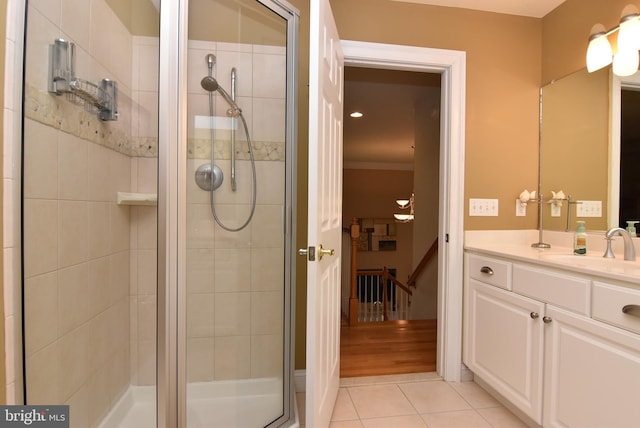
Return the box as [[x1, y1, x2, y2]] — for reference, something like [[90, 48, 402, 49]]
[[349, 218, 360, 325]]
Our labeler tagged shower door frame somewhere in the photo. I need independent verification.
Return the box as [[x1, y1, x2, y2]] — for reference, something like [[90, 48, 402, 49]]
[[157, 1, 300, 427]]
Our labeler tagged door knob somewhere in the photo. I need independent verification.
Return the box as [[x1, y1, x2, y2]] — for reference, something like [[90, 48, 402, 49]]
[[318, 245, 335, 260]]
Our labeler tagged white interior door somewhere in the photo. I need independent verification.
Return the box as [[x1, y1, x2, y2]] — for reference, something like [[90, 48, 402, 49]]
[[305, 0, 344, 426]]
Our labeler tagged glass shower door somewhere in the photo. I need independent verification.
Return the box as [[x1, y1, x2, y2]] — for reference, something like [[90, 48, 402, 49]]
[[22, 1, 160, 427], [183, 0, 297, 426]]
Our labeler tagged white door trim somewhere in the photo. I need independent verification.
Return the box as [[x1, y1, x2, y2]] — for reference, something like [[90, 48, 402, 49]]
[[341, 40, 466, 381]]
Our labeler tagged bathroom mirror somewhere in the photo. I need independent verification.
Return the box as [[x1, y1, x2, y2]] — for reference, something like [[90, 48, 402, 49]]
[[541, 67, 640, 232], [540, 67, 610, 231]]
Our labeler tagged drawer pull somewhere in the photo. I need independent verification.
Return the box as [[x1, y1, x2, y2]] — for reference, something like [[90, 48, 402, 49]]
[[543, 316, 553, 324], [530, 312, 539, 319], [622, 304, 640, 317], [480, 266, 494, 275]]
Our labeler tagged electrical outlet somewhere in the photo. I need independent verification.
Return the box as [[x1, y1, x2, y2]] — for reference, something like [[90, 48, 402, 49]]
[[576, 200, 602, 217], [515, 199, 526, 216], [470, 198, 499, 216], [551, 204, 561, 217]]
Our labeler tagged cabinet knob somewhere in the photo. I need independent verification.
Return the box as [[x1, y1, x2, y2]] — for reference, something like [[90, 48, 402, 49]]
[[542, 316, 553, 324], [480, 266, 494, 275], [530, 312, 539, 319]]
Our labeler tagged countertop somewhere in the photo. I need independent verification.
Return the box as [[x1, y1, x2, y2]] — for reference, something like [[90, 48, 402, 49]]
[[465, 230, 640, 286]]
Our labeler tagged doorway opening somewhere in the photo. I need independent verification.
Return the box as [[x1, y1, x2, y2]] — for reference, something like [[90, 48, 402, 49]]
[[337, 40, 466, 383], [341, 66, 442, 378]]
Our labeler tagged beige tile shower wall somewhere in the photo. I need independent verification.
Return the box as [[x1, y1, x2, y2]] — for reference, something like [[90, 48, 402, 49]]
[[185, 40, 286, 383], [21, 1, 134, 427], [129, 156, 157, 386], [128, 35, 159, 387], [23, 120, 132, 427]]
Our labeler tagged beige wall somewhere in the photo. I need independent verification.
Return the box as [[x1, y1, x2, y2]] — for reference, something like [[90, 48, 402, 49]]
[[412, 93, 440, 320], [331, 0, 541, 232], [292, 0, 310, 372]]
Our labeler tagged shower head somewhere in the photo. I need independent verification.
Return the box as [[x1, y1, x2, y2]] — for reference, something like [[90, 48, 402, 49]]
[[200, 75, 242, 115], [200, 75, 220, 92], [205, 54, 216, 74]]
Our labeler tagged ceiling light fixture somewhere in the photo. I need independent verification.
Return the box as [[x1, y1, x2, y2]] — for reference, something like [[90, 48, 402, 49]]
[[349, 111, 363, 118], [586, 5, 640, 76], [394, 193, 414, 223]]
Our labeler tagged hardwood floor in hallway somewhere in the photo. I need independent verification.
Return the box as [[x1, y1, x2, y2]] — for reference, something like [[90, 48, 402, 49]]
[[340, 319, 437, 378]]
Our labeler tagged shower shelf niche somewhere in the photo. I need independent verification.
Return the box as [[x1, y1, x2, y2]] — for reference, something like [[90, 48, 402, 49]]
[[116, 192, 157, 206], [48, 38, 118, 121]]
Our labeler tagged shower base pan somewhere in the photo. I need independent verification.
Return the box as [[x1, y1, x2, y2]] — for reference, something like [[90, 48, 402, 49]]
[[98, 377, 292, 428]]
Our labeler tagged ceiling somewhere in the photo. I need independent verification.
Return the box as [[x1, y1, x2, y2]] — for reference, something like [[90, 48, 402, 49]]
[[344, 67, 441, 169], [343, 0, 567, 169], [390, 0, 566, 18]]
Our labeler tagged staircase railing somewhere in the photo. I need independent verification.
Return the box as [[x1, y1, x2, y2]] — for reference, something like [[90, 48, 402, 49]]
[[356, 267, 412, 322], [407, 237, 438, 288], [346, 218, 440, 325]]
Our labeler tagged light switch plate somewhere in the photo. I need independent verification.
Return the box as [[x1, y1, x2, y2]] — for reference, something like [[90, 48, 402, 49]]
[[551, 204, 561, 217], [576, 200, 602, 217], [515, 199, 526, 216], [470, 198, 499, 216]]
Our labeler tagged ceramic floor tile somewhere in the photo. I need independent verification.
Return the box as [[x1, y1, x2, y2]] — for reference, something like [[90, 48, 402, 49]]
[[361, 414, 428, 428], [449, 381, 501, 409], [399, 381, 471, 414], [331, 388, 359, 421], [347, 384, 417, 419], [329, 420, 364, 428], [340, 372, 441, 387], [421, 409, 493, 428], [477, 406, 529, 428]]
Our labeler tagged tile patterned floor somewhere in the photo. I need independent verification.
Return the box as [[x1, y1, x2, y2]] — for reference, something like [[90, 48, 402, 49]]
[[297, 373, 528, 428]]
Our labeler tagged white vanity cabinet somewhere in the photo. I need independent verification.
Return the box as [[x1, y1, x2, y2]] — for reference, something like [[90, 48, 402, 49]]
[[465, 278, 545, 422], [543, 304, 640, 427], [464, 252, 640, 427]]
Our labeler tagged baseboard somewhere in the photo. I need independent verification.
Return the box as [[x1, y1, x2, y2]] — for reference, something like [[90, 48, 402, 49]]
[[294, 370, 306, 393], [460, 363, 474, 382]]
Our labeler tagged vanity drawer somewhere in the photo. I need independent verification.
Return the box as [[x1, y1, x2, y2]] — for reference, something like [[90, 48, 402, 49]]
[[592, 282, 640, 335], [467, 254, 512, 290], [512, 265, 590, 315]]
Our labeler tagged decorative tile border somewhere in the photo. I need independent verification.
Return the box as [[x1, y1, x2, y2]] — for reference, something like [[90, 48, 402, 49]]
[[25, 84, 285, 161]]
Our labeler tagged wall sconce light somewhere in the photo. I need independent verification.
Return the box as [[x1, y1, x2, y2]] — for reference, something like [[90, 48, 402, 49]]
[[394, 193, 414, 223], [586, 5, 640, 76]]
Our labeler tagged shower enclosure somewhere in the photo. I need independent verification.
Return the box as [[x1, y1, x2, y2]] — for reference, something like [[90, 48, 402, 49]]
[[20, 0, 298, 427]]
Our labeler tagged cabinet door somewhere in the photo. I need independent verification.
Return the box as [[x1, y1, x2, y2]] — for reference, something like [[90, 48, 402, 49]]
[[544, 305, 640, 428], [465, 279, 545, 423]]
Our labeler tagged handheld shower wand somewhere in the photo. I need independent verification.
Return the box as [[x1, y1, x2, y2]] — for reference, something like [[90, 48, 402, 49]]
[[196, 53, 257, 232]]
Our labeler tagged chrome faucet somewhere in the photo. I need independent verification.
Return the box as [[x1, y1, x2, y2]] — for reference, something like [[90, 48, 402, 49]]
[[604, 227, 636, 261]]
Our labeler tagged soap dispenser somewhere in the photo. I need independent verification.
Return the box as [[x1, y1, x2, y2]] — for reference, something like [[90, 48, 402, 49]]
[[574, 221, 587, 255], [626, 221, 638, 237]]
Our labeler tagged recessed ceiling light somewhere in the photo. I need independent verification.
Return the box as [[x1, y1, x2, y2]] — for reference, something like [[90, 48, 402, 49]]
[[350, 111, 363, 118]]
